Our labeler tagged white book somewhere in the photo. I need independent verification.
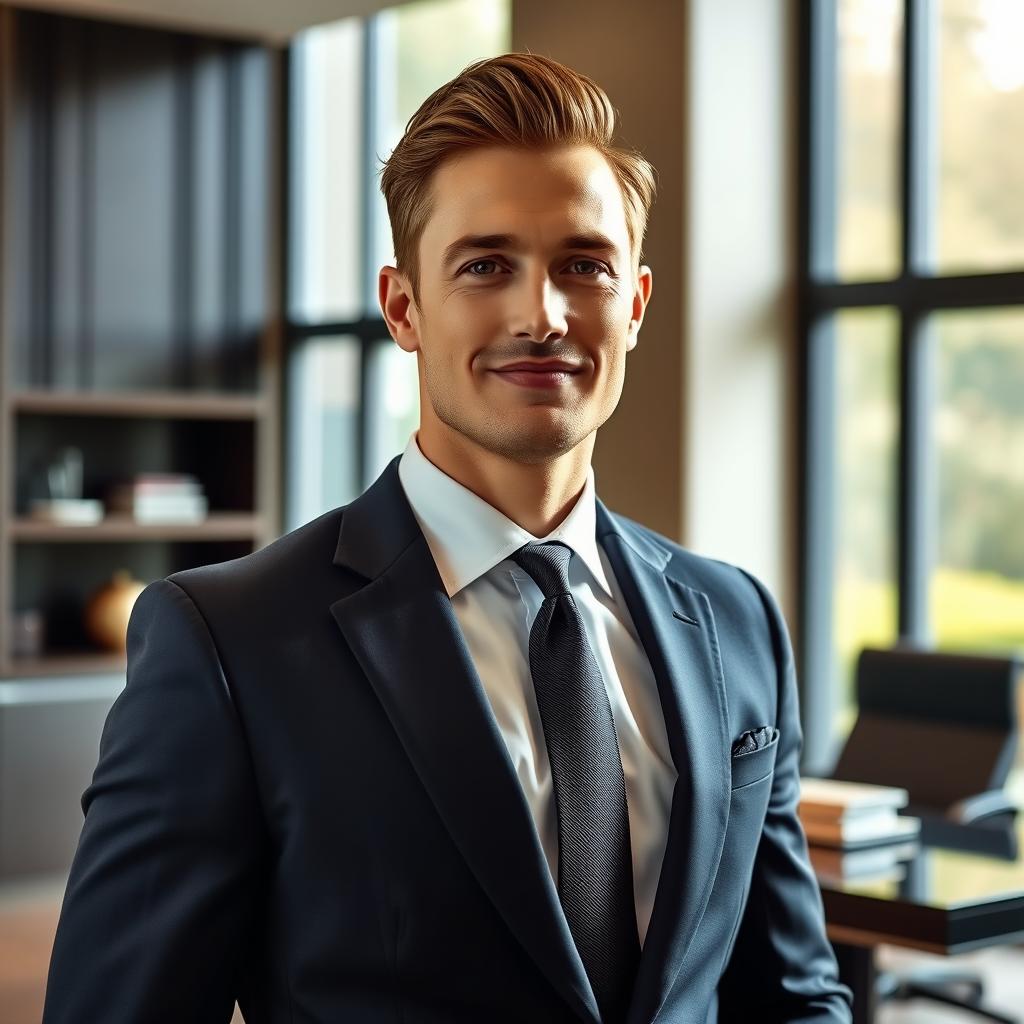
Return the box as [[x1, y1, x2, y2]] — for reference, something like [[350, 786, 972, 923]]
[[108, 495, 208, 515], [29, 498, 104, 524], [802, 812, 921, 849], [131, 506, 208, 524], [106, 495, 209, 523], [808, 840, 920, 880], [799, 777, 909, 822], [108, 488, 204, 504]]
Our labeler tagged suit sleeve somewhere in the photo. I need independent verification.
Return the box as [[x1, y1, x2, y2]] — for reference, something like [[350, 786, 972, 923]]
[[716, 570, 853, 1024], [42, 578, 268, 1024]]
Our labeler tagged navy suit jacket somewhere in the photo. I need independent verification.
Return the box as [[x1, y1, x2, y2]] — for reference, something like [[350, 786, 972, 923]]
[[43, 456, 852, 1023]]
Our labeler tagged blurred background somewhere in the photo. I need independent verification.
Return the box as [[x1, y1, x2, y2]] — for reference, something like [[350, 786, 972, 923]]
[[0, 0, 1022, 1020]]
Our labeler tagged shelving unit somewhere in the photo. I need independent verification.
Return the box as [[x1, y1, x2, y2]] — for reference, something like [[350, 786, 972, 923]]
[[0, 8, 283, 682], [0, 5, 284, 880], [1, 386, 279, 680]]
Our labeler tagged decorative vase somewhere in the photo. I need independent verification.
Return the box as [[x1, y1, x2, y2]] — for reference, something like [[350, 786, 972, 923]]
[[84, 569, 147, 652]]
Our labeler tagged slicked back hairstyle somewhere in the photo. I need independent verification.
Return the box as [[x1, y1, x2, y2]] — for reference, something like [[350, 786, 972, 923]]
[[378, 52, 657, 303]]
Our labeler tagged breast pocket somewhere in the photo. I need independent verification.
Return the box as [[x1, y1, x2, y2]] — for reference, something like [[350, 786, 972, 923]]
[[729, 727, 779, 790]]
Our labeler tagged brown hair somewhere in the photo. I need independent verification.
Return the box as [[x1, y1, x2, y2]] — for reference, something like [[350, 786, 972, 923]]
[[379, 52, 657, 303]]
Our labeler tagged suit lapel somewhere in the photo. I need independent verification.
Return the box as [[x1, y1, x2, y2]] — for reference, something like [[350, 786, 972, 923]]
[[330, 458, 601, 1024], [328, 458, 730, 1024], [595, 500, 731, 1024]]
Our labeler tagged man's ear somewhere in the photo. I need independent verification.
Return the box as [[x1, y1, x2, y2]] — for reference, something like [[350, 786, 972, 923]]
[[379, 266, 422, 353], [626, 264, 653, 352]]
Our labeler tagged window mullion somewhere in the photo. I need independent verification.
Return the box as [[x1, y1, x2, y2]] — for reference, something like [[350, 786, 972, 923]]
[[896, 0, 938, 643], [361, 16, 379, 312], [799, 0, 842, 772], [357, 18, 381, 491], [901, 0, 938, 277], [801, 314, 840, 773], [807, 0, 839, 282], [897, 313, 934, 642]]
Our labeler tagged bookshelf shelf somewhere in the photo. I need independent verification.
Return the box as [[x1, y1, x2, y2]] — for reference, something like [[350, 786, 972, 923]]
[[7, 512, 266, 543], [10, 389, 267, 420]]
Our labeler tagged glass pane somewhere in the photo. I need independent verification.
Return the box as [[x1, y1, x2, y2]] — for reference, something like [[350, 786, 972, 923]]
[[834, 0, 904, 281], [932, 308, 1024, 655], [290, 17, 364, 323], [368, 0, 511, 293], [937, 0, 1024, 272], [364, 341, 420, 487], [285, 336, 361, 532], [833, 308, 900, 737]]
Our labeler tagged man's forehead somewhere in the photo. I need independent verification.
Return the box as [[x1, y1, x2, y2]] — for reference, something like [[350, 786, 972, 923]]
[[423, 145, 631, 250]]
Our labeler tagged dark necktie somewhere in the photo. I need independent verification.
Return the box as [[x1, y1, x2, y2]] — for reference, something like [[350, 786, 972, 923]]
[[510, 541, 640, 1024]]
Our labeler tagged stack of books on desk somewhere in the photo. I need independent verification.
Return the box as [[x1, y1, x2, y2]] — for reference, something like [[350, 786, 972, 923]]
[[799, 777, 921, 882], [806, 841, 920, 885], [105, 473, 208, 523]]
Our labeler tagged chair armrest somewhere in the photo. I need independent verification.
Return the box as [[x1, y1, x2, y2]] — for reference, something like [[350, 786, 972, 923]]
[[946, 790, 1018, 824]]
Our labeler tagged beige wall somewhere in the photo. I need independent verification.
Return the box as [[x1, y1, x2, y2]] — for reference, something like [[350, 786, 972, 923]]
[[513, 0, 689, 546], [513, 0, 799, 621], [685, 0, 798, 613]]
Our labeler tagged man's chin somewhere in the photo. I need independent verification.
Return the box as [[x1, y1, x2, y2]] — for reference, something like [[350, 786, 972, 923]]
[[429, 397, 594, 465], [479, 423, 589, 465]]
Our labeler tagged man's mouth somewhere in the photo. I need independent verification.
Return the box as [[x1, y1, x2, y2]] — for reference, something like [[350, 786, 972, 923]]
[[489, 364, 585, 387]]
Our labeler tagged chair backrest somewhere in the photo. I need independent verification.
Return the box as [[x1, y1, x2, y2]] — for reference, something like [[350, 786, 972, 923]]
[[831, 646, 1021, 811]]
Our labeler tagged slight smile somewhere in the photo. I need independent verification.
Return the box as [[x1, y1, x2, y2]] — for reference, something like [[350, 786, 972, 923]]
[[489, 362, 585, 389]]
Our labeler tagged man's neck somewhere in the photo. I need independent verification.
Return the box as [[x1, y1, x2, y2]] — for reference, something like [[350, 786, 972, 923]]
[[414, 426, 594, 538]]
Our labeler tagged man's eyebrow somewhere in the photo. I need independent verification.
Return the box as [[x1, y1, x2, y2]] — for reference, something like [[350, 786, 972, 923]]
[[442, 234, 516, 269], [441, 231, 620, 269], [559, 232, 619, 254]]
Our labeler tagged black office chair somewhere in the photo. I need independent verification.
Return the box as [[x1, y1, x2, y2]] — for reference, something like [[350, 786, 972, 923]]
[[831, 645, 1022, 1024]]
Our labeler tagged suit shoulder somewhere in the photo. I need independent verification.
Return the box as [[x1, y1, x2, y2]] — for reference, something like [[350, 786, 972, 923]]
[[612, 513, 791, 688], [611, 512, 780, 625], [164, 504, 348, 616], [611, 512, 749, 588]]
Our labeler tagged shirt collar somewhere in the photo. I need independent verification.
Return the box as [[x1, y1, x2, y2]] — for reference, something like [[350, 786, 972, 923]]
[[397, 432, 614, 601]]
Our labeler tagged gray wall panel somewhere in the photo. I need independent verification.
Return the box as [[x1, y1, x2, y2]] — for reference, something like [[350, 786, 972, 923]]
[[51, 19, 87, 389], [192, 40, 229, 390], [8, 10, 271, 395], [90, 25, 177, 388], [0, 690, 119, 878], [236, 47, 269, 393]]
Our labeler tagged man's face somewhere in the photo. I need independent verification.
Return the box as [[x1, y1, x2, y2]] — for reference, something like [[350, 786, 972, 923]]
[[381, 144, 652, 465]]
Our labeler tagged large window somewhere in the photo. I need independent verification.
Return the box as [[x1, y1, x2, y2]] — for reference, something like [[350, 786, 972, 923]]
[[285, 0, 510, 532], [800, 0, 1024, 770]]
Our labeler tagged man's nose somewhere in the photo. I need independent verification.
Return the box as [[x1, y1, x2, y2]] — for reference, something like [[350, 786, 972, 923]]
[[509, 271, 569, 342]]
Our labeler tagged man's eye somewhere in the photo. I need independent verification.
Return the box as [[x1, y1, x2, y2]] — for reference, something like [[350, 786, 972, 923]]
[[568, 259, 606, 275], [464, 260, 500, 276]]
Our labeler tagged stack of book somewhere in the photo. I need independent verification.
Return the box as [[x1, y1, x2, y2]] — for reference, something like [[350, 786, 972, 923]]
[[807, 841, 920, 886], [105, 473, 208, 523], [799, 777, 921, 883]]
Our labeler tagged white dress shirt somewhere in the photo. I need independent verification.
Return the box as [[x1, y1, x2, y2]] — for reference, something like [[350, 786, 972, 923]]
[[397, 432, 677, 947]]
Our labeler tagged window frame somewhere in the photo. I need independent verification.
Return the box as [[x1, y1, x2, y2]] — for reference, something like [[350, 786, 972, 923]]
[[798, 0, 1024, 770], [284, 16, 390, 497]]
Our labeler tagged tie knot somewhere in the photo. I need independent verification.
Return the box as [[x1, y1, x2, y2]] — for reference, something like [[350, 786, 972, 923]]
[[511, 541, 574, 599]]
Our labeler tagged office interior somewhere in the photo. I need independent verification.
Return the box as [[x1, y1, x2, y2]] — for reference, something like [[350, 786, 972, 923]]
[[0, 0, 1022, 1021]]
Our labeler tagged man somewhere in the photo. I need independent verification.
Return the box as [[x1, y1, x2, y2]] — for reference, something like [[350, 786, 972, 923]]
[[44, 53, 852, 1023]]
